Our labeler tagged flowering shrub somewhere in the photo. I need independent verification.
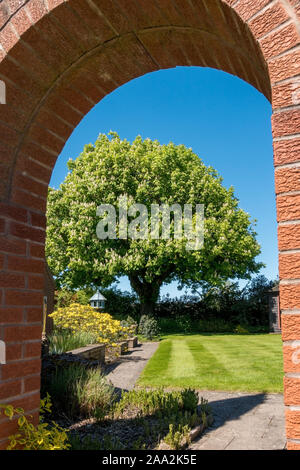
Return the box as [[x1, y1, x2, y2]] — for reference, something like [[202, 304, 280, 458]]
[[0, 394, 70, 450], [49, 303, 132, 345]]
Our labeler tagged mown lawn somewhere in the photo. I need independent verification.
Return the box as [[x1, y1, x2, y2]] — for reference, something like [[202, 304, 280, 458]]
[[138, 334, 284, 393]]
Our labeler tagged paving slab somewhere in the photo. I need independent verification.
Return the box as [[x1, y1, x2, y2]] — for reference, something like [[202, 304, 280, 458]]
[[190, 390, 286, 450], [104, 342, 159, 392]]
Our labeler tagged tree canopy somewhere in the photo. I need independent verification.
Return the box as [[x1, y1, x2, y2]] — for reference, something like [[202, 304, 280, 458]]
[[46, 132, 263, 314]]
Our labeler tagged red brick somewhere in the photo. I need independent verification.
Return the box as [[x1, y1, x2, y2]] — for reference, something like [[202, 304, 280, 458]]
[[277, 194, 300, 222], [278, 224, 300, 251], [286, 409, 300, 439], [30, 243, 45, 259], [27, 123, 65, 155], [249, 3, 289, 39], [269, 49, 300, 84], [0, 379, 22, 400], [283, 344, 300, 373], [0, 236, 27, 255], [11, 188, 47, 212], [281, 285, 300, 310], [13, 173, 47, 198], [0, 439, 9, 450], [26, 307, 42, 323], [0, 254, 4, 270], [0, 22, 19, 53], [279, 253, 300, 279], [1, 359, 41, 380], [24, 341, 41, 358], [0, 203, 28, 224], [29, 212, 46, 230], [28, 274, 44, 290], [0, 271, 25, 288], [20, 140, 58, 168], [16, 154, 52, 186], [287, 441, 300, 450], [5, 289, 43, 307], [274, 138, 300, 166], [0, 417, 20, 440], [284, 376, 300, 405], [5, 343, 22, 361], [272, 81, 300, 109], [10, 5, 32, 38], [235, 0, 272, 21], [272, 109, 300, 138], [282, 314, 300, 340], [7, 255, 44, 273], [276, 166, 300, 194], [0, 218, 5, 234], [9, 391, 40, 413], [260, 23, 299, 61], [24, 375, 40, 393], [4, 325, 42, 342], [25, 0, 47, 24], [0, 307, 23, 324]]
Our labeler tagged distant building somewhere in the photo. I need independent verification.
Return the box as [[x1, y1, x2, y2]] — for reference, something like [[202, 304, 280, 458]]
[[90, 291, 106, 311], [267, 285, 281, 333]]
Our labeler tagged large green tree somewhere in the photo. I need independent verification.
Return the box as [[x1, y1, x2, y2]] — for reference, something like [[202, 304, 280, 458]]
[[46, 132, 263, 315]]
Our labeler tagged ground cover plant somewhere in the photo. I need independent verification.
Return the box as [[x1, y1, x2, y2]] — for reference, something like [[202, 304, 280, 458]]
[[42, 363, 116, 421], [138, 334, 283, 393], [68, 388, 211, 450], [48, 329, 98, 354], [0, 395, 70, 450]]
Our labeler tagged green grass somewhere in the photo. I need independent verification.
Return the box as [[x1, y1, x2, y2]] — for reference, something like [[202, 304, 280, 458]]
[[138, 334, 284, 393]]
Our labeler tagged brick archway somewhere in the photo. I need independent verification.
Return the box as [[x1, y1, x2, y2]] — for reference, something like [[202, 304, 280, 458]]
[[0, 0, 299, 450]]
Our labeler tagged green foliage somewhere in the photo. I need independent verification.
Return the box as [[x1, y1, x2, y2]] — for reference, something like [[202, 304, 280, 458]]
[[139, 315, 160, 340], [69, 433, 124, 451], [0, 394, 70, 450], [164, 423, 191, 450], [46, 132, 262, 314], [48, 328, 98, 354], [114, 387, 198, 418], [55, 287, 94, 309], [155, 275, 277, 329], [234, 324, 250, 335], [112, 388, 206, 450], [44, 364, 116, 420]]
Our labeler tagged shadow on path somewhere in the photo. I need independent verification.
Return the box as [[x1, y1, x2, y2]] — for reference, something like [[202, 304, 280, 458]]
[[191, 390, 285, 450]]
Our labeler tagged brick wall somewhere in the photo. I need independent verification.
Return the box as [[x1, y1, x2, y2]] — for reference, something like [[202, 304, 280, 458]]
[[0, 0, 299, 449]]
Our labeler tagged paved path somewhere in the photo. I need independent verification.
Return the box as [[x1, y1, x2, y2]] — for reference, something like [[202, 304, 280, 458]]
[[103, 344, 285, 450], [190, 390, 286, 450], [104, 342, 159, 392]]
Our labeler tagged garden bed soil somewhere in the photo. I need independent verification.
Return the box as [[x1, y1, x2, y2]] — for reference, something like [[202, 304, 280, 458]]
[[48, 402, 213, 450]]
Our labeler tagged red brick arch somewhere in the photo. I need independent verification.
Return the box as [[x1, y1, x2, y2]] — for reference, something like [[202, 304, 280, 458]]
[[0, 0, 299, 450]]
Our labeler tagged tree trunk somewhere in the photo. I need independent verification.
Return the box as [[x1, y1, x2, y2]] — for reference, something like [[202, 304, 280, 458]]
[[129, 275, 161, 316]]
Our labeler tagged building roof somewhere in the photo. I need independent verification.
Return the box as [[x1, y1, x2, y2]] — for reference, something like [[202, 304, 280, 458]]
[[90, 290, 106, 301]]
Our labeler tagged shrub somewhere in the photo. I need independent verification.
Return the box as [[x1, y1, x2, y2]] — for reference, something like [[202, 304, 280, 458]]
[[0, 395, 70, 450], [197, 317, 234, 333], [49, 303, 131, 345], [234, 324, 250, 335], [44, 363, 116, 420], [175, 315, 193, 334], [48, 329, 98, 354], [139, 316, 160, 340]]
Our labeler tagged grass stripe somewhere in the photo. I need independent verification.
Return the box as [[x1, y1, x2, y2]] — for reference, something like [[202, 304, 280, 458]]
[[167, 339, 196, 378]]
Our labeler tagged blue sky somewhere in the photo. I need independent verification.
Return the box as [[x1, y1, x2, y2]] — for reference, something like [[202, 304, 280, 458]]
[[50, 66, 277, 298]]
